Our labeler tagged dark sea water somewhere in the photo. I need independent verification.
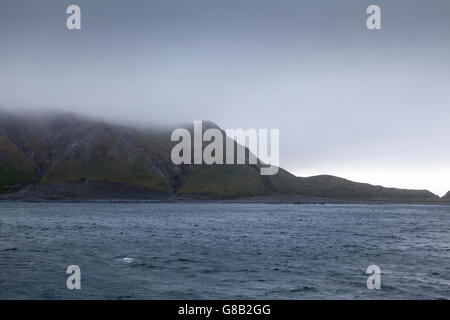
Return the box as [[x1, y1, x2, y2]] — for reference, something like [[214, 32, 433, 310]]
[[0, 202, 449, 299]]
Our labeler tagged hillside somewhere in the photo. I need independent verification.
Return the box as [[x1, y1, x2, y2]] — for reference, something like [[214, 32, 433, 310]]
[[268, 170, 439, 203], [442, 192, 450, 202], [0, 110, 444, 203]]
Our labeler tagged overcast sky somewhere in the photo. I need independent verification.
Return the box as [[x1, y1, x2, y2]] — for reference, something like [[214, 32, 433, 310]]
[[1, 0, 450, 195]]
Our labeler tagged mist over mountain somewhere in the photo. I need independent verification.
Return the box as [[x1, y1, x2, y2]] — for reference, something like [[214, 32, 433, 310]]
[[0, 110, 444, 203]]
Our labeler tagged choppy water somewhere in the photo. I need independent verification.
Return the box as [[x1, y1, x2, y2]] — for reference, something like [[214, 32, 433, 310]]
[[0, 202, 449, 299]]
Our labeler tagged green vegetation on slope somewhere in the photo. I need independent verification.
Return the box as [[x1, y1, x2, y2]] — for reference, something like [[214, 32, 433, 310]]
[[269, 170, 439, 202], [0, 165, 36, 193], [0, 133, 38, 193], [177, 164, 272, 198], [39, 124, 173, 192]]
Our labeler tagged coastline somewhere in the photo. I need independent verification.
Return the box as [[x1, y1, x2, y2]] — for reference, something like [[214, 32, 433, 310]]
[[1, 195, 449, 206]]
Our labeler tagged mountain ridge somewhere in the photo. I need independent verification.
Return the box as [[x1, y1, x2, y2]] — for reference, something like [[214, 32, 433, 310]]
[[0, 110, 446, 203]]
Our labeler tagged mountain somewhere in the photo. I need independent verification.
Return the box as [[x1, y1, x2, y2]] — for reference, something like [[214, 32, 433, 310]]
[[442, 192, 450, 202], [0, 110, 442, 203]]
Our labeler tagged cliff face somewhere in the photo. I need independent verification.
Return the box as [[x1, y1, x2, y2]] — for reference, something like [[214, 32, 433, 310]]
[[0, 110, 442, 202]]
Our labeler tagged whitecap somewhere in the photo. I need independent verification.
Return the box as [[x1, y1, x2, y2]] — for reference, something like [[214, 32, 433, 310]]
[[121, 257, 135, 264]]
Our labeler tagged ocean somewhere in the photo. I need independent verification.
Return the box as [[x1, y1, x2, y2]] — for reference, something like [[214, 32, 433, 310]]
[[0, 202, 449, 299]]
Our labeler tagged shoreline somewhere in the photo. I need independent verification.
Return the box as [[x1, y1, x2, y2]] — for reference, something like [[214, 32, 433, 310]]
[[1, 196, 449, 206]]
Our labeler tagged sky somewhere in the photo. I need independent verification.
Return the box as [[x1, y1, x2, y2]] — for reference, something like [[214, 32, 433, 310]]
[[1, 0, 449, 195]]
